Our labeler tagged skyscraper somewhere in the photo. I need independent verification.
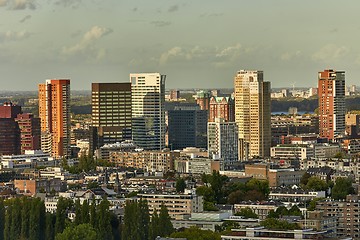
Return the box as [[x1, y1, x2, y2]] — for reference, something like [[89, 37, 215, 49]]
[[15, 113, 41, 154], [0, 102, 22, 155], [130, 73, 166, 150], [318, 69, 346, 141], [39, 79, 71, 158], [234, 70, 271, 160], [208, 118, 238, 170], [168, 107, 207, 150], [90, 83, 132, 153]]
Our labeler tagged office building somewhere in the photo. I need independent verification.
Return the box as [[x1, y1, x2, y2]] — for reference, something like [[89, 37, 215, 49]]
[[130, 73, 166, 150], [39, 79, 71, 158], [208, 118, 238, 169], [208, 96, 235, 122], [318, 69, 345, 141], [15, 113, 41, 154], [0, 102, 22, 155], [234, 70, 271, 160], [167, 108, 207, 150], [90, 83, 132, 153]]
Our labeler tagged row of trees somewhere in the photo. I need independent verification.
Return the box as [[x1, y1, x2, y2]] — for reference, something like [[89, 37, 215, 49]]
[[301, 173, 355, 200], [196, 171, 270, 210], [122, 200, 174, 240], [0, 197, 118, 240]]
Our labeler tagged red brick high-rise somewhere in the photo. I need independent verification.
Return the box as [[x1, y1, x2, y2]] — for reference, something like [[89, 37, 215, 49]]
[[15, 113, 41, 154], [208, 96, 235, 122], [318, 69, 345, 141]]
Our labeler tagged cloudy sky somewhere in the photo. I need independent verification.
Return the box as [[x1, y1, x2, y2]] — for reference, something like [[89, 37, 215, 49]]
[[0, 0, 359, 90]]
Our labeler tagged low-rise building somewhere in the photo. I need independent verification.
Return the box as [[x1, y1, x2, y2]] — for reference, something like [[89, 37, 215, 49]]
[[245, 164, 304, 187], [221, 227, 333, 240], [110, 150, 180, 173], [234, 201, 282, 220], [269, 189, 326, 203], [174, 156, 220, 175], [137, 192, 203, 220], [298, 210, 337, 238], [270, 144, 314, 160], [14, 178, 63, 196]]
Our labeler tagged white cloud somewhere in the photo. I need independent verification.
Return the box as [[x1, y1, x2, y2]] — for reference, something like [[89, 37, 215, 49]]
[[312, 44, 349, 62], [0, 30, 31, 41], [280, 50, 301, 61], [159, 46, 182, 65], [62, 26, 113, 56], [216, 43, 241, 58], [2, 0, 37, 10]]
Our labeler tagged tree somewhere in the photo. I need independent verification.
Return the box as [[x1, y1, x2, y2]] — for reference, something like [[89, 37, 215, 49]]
[[261, 218, 300, 230], [0, 199, 4, 240], [4, 204, 11, 240], [196, 186, 215, 202], [149, 209, 159, 240], [45, 212, 56, 240], [55, 224, 98, 240], [203, 201, 219, 211], [331, 177, 355, 200], [170, 226, 221, 240], [307, 198, 324, 211], [235, 207, 258, 219], [21, 197, 30, 239], [29, 198, 46, 240], [306, 176, 327, 191], [55, 197, 72, 235], [138, 199, 150, 240], [300, 172, 311, 187], [81, 200, 90, 224], [10, 198, 22, 240], [227, 190, 245, 204], [158, 204, 174, 237], [175, 178, 186, 193], [74, 199, 82, 225], [246, 179, 270, 199], [89, 199, 97, 229], [288, 205, 302, 216], [122, 201, 140, 240], [97, 198, 113, 240]]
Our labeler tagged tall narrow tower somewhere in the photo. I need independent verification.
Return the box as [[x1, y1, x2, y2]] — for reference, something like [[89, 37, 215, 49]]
[[38, 79, 71, 158], [130, 73, 166, 150], [318, 69, 345, 141], [234, 70, 271, 160]]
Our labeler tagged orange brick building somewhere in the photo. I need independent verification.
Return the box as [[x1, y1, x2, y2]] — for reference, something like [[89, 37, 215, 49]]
[[318, 69, 345, 141], [39, 79, 71, 158]]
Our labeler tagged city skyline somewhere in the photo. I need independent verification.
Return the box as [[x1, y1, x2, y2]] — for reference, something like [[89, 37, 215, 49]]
[[1, 0, 360, 90]]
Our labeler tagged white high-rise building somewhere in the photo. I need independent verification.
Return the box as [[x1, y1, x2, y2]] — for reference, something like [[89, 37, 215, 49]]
[[234, 70, 271, 160], [130, 73, 166, 150], [208, 118, 238, 170]]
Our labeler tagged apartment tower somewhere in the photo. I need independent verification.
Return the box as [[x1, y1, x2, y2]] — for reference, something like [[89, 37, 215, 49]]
[[38, 79, 71, 158], [90, 83, 132, 153], [234, 70, 271, 160], [130, 73, 166, 150], [208, 118, 239, 170], [318, 69, 345, 141]]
